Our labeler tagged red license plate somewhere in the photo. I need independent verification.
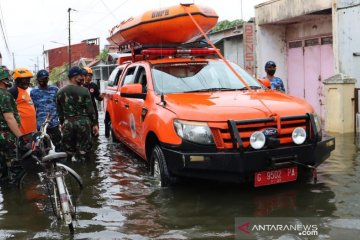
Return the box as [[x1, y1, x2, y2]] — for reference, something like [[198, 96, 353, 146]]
[[254, 166, 298, 187]]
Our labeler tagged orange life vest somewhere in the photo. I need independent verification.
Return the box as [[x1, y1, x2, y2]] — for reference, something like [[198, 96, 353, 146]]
[[16, 87, 37, 134]]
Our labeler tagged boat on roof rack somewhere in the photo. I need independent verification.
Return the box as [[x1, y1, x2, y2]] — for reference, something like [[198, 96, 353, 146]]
[[107, 4, 218, 48]]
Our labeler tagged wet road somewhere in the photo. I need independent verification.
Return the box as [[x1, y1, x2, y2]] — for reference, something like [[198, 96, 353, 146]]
[[1, 114, 360, 239]]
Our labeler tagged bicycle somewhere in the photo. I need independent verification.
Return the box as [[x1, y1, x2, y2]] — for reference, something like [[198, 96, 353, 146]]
[[15, 115, 83, 234]]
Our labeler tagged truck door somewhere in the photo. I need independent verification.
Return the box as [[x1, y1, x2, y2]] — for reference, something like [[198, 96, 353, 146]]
[[126, 65, 149, 156], [114, 65, 138, 144]]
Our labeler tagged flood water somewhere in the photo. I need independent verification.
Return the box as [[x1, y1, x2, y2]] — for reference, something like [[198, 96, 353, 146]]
[[1, 113, 360, 239]]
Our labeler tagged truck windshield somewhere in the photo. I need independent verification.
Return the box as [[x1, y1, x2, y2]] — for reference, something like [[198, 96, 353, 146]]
[[152, 61, 262, 94]]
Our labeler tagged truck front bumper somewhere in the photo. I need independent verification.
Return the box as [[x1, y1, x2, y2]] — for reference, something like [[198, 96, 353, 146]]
[[161, 134, 335, 183]]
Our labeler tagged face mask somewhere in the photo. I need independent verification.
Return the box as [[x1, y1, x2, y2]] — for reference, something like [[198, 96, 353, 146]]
[[75, 76, 84, 86], [266, 69, 276, 76], [38, 78, 48, 88], [16, 78, 30, 89], [3, 79, 13, 88]]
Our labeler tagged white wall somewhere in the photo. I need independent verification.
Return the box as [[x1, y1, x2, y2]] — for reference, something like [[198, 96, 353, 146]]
[[256, 25, 287, 82], [334, 0, 360, 86]]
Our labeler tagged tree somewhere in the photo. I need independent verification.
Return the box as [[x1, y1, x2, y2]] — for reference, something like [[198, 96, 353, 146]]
[[97, 48, 109, 62], [49, 63, 67, 85], [212, 19, 244, 32]]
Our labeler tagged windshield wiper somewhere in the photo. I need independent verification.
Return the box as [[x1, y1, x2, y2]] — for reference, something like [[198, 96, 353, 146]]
[[236, 86, 263, 91], [185, 88, 237, 93]]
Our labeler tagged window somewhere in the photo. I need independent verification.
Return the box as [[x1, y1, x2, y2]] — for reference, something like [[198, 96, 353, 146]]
[[107, 67, 123, 87], [121, 66, 137, 86], [152, 61, 261, 94], [134, 66, 147, 93]]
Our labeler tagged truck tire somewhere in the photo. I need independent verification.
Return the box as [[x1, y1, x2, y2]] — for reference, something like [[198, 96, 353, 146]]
[[109, 121, 119, 143], [104, 114, 111, 138], [150, 145, 177, 187]]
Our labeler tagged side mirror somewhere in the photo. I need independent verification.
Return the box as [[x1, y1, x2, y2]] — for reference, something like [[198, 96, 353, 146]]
[[120, 83, 146, 99], [258, 78, 271, 88]]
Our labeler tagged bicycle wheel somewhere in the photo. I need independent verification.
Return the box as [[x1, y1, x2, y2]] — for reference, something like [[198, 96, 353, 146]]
[[18, 164, 83, 221], [17, 171, 55, 214], [18, 165, 82, 193]]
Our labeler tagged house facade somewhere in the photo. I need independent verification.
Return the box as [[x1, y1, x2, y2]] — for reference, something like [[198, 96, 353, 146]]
[[45, 38, 100, 70], [255, 0, 359, 133], [207, 26, 244, 67]]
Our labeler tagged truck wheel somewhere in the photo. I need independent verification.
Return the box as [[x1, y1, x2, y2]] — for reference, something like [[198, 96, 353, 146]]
[[150, 145, 177, 187], [109, 121, 118, 143], [104, 118, 111, 138]]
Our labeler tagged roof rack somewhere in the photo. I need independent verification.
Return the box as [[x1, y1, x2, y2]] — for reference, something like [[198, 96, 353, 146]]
[[117, 41, 218, 64], [118, 39, 211, 53]]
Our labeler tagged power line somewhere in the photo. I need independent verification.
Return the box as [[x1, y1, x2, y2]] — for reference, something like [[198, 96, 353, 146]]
[[100, 0, 118, 20], [76, 0, 130, 35]]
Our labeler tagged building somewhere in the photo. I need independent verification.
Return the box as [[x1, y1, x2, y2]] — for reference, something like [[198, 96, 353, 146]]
[[255, 0, 359, 133], [208, 25, 244, 67], [44, 38, 100, 70]]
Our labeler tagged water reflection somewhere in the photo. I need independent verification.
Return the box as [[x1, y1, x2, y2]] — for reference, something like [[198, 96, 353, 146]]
[[319, 132, 360, 219], [1, 119, 360, 239], [74, 137, 337, 239]]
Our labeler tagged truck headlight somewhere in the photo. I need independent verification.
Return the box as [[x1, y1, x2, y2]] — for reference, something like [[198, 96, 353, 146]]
[[174, 120, 214, 145], [313, 113, 321, 133], [250, 131, 266, 149], [292, 127, 306, 145]]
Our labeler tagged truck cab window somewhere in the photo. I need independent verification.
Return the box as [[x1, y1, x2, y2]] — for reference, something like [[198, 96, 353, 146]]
[[134, 66, 147, 93], [108, 67, 123, 87], [122, 66, 137, 86]]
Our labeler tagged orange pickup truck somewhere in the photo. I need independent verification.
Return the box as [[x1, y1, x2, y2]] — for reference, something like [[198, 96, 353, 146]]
[[104, 48, 335, 187]]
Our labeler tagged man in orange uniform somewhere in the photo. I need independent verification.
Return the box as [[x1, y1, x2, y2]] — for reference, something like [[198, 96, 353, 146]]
[[9, 68, 37, 134]]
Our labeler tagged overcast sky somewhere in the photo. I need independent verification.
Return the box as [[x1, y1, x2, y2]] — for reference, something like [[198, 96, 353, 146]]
[[0, 0, 265, 71]]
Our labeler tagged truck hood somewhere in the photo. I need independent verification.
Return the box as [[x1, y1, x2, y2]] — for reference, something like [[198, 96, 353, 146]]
[[163, 90, 314, 121]]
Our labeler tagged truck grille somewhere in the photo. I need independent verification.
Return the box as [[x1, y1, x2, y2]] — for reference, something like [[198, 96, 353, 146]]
[[210, 115, 313, 149]]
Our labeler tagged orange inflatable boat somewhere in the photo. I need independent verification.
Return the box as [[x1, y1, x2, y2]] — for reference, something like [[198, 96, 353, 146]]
[[107, 4, 218, 46]]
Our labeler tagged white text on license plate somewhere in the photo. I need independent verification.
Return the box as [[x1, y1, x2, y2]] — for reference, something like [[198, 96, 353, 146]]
[[254, 167, 298, 187]]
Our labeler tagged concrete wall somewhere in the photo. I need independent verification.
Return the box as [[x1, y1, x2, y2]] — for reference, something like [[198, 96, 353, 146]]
[[224, 37, 244, 67], [286, 15, 332, 41], [324, 74, 356, 133], [256, 0, 332, 25], [256, 25, 287, 81], [333, 0, 360, 86]]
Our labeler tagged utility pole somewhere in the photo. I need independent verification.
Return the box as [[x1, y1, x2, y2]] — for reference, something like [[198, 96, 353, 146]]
[[68, 8, 72, 68], [12, 52, 15, 69], [240, 0, 243, 20], [43, 44, 46, 69]]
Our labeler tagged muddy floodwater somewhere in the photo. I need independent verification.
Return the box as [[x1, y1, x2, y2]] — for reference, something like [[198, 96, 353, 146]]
[[1, 114, 360, 239]]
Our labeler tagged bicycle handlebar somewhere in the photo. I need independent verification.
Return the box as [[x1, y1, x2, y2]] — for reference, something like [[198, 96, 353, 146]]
[[40, 113, 51, 135]]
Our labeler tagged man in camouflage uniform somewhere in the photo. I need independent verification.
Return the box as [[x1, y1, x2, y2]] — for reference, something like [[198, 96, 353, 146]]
[[30, 69, 62, 151], [82, 67, 104, 127], [56, 66, 98, 161], [0, 67, 22, 179]]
